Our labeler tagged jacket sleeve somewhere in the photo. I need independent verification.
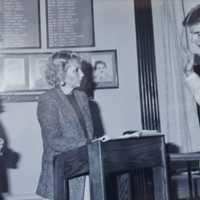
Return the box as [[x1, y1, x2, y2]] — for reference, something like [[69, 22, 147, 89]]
[[185, 72, 200, 105], [37, 94, 82, 152]]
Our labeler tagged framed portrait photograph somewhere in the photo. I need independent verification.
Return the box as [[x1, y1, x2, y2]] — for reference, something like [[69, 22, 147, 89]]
[[89, 50, 119, 89]]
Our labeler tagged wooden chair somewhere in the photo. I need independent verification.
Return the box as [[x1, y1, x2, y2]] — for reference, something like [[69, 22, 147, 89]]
[[168, 152, 200, 200]]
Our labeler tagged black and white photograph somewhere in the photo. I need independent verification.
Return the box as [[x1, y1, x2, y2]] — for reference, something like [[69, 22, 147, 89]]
[[90, 50, 118, 88], [1, 1, 200, 200]]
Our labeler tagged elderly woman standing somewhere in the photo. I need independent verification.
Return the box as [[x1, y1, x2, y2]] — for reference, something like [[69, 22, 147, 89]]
[[36, 51, 93, 200]]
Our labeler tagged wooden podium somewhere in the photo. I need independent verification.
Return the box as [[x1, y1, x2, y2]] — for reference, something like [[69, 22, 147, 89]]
[[53, 135, 169, 200]]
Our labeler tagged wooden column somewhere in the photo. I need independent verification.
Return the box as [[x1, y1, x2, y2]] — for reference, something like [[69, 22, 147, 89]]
[[134, 0, 160, 131]]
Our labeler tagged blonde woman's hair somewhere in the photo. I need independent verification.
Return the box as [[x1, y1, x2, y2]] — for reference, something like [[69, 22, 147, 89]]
[[45, 50, 81, 87]]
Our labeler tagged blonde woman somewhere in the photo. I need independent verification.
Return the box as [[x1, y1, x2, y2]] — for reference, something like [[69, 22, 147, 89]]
[[36, 51, 93, 200]]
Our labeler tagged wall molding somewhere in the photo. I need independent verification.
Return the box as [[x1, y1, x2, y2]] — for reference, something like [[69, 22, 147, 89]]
[[4, 194, 43, 200]]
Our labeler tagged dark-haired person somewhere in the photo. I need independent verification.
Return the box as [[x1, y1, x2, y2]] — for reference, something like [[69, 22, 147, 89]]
[[36, 51, 94, 200], [183, 5, 200, 104]]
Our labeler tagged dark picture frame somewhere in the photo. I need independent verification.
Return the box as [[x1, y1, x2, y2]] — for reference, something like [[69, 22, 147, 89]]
[[0, 0, 41, 49], [0, 50, 118, 102], [88, 50, 119, 89], [46, 0, 95, 48]]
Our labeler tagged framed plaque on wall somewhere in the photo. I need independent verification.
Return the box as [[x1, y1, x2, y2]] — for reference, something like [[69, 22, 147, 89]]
[[0, 50, 118, 102], [46, 0, 95, 48], [0, 0, 41, 49], [0, 53, 50, 102]]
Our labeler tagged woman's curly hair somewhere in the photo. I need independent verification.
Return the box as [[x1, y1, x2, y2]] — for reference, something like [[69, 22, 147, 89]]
[[45, 50, 81, 87]]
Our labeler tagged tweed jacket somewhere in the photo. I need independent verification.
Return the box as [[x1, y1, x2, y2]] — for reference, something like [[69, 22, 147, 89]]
[[36, 88, 93, 200]]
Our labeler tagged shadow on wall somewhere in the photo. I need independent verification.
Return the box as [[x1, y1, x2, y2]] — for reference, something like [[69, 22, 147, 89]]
[[81, 60, 121, 199], [80, 60, 106, 138], [165, 142, 180, 154], [0, 99, 20, 200]]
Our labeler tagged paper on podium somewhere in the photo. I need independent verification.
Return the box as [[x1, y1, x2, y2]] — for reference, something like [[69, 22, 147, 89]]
[[92, 135, 109, 142], [92, 130, 160, 143]]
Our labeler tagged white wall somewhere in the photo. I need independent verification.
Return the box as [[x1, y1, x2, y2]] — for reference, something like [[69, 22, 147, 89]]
[[2, 102, 42, 200], [2, 0, 142, 199]]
